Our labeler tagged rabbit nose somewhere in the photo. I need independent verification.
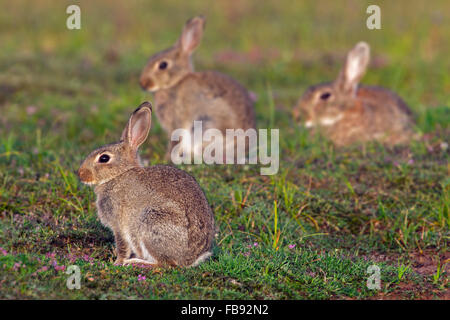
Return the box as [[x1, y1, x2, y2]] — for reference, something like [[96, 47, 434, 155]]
[[78, 168, 93, 183], [140, 77, 154, 91]]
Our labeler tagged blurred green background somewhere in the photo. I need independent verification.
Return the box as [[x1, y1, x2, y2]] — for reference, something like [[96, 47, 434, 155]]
[[1, 0, 449, 130], [0, 0, 448, 299]]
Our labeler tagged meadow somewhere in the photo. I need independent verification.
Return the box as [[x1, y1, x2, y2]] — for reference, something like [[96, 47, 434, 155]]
[[0, 0, 448, 299]]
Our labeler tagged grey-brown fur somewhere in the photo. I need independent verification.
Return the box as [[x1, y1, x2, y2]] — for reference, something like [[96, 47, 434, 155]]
[[78, 102, 215, 267], [139, 16, 255, 158], [293, 42, 415, 147]]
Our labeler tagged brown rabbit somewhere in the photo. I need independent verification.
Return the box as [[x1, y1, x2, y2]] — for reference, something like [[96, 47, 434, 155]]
[[293, 42, 415, 146], [77, 102, 215, 267], [139, 16, 256, 160]]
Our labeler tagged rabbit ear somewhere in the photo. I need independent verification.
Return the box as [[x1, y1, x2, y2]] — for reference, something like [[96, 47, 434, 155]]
[[121, 102, 152, 150], [178, 16, 205, 55], [335, 42, 370, 96]]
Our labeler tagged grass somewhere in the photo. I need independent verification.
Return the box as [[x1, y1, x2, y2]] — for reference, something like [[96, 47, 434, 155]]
[[0, 0, 449, 299]]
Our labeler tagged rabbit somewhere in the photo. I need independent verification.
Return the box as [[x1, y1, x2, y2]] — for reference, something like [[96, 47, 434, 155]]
[[139, 16, 256, 160], [77, 102, 215, 267], [293, 41, 415, 147]]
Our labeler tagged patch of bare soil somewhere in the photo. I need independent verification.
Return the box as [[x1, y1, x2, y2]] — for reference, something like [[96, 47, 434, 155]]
[[370, 249, 449, 300], [0, 84, 18, 104]]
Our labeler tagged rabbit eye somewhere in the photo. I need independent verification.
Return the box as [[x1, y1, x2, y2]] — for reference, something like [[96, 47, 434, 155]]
[[159, 61, 168, 70], [320, 92, 331, 100], [98, 154, 110, 163]]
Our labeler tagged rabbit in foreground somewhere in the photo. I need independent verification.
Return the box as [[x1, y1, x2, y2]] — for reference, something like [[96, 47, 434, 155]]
[[293, 42, 415, 147], [139, 16, 256, 159], [77, 102, 215, 267]]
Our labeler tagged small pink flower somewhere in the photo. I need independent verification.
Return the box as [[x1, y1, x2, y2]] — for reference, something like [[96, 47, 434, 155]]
[[12, 262, 23, 271], [54, 265, 66, 272], [0, 247, 7, 256], [249, 91, 258, 103], [45, 252, 56, 259], [243, 251, 251, 257], [26, 105, 37, 115], [37, 266, 48, 273], [288, 244, 296, 249], [137, 274, 146, 282], [253, 242, 259, 247], [82, 254, 93, 262], [408, 159, 414, 165]]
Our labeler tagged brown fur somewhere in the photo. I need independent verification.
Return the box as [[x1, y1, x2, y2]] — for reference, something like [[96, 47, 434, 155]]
[[293, 42, 415, 147], [139, 16, 255, 158], [77, 102, 215, 267]]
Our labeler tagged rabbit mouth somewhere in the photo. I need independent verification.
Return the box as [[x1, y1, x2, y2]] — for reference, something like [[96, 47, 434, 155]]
[[78, 168, 95, 184], [139, 77, 157, 92], [319, 114, 343, 126], [304, 114, 343, 128]]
